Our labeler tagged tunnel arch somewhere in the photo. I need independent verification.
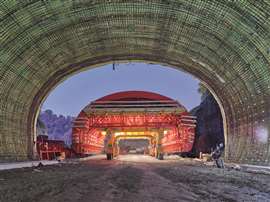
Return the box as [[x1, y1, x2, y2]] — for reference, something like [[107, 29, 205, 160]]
[[30, 59, 227, 159], [0, 1, 269, 164]]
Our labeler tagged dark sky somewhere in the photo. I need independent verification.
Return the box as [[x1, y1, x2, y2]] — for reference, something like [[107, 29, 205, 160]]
[[41, 63, 201, 116]]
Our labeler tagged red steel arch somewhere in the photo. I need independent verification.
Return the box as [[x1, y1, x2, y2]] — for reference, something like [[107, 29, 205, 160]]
[[96, 91, 182, 102], [72, 91, 196, 158]]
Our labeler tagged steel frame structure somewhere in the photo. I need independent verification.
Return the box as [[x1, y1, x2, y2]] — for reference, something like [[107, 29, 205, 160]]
[[72, 91, 196, 157]]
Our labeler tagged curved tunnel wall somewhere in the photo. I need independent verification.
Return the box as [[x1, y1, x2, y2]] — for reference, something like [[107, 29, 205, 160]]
[[0, 1, 270, 164]]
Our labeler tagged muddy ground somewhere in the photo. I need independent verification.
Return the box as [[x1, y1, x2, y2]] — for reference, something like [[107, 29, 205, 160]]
[[0, 155, 269, 202]]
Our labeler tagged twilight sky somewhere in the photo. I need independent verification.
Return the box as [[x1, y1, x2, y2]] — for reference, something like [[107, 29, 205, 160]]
[[41, 63, 201, 116]]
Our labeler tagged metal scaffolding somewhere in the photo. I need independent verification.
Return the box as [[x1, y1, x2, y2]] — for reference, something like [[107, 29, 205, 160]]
[[72, 91, 196, 157]]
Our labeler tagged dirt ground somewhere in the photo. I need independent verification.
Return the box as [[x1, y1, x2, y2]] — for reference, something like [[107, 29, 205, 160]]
[[0, 155, 269, 202]]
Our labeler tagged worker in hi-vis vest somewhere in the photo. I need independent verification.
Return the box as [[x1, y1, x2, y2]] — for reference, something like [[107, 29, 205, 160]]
[[104, 132, 114, 160]]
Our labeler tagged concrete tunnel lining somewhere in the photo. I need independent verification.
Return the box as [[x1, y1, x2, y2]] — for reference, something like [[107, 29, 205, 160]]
[[0, 1, 269, 164]]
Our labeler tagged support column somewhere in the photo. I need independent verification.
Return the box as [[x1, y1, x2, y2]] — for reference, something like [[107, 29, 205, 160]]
[[156, 129, 164, 160], [113, 139, 119, 157]]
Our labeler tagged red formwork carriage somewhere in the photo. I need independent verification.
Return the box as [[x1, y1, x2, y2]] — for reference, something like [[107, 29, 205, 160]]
[[72, 91, 196, 159], [160, 114, 196, 154], [36, 135, 72, 160]]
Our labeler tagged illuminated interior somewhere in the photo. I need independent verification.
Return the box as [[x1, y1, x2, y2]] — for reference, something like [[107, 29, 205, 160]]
[[72, 91, 196, 158]]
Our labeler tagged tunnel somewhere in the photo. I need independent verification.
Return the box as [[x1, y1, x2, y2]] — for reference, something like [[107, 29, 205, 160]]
[[0, 1, 270, 165]]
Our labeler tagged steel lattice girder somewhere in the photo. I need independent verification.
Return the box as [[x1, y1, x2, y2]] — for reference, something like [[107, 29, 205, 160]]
[[0, 1, 270, 164], [84, 113, 181, 128], [72, 127, 105, 154]]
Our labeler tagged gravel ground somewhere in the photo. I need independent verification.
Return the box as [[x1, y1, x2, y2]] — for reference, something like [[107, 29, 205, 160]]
[[0, 155, 269, 202]]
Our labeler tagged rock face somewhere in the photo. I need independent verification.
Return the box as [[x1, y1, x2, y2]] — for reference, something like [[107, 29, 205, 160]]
[[190, 91, 224, 156], [36, 118, 48, 137], [38, 110, 74, 146]]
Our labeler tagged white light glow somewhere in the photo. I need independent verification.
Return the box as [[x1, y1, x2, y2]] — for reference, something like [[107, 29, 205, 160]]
[[114, 131, 158, 137], [255, 126, 268, 143], [101, 131, 107, 135]]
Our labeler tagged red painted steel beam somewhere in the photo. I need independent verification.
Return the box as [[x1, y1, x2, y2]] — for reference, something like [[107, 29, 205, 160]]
[[72, 95, 196, 156], [84, 114, 181, 128]]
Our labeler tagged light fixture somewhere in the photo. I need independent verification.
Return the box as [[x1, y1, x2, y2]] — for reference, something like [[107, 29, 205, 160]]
[[101, 131, 107, 135]]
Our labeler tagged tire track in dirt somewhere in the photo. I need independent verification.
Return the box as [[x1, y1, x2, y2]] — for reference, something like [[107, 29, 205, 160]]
[[153, 165, 270, 202], [100, 162, 144, 202], [136, 164, 200, 202]]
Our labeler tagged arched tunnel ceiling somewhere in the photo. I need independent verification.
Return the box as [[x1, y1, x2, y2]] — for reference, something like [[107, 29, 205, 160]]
[[0, 1, 270, 164]]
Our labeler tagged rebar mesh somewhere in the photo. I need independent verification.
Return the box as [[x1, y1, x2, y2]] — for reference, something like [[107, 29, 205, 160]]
[[0, 0, 269, 164]]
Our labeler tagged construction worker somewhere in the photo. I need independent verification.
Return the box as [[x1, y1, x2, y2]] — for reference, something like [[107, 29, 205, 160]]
[[104, 132, 114, 160], [211, 143, 224, 168]]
